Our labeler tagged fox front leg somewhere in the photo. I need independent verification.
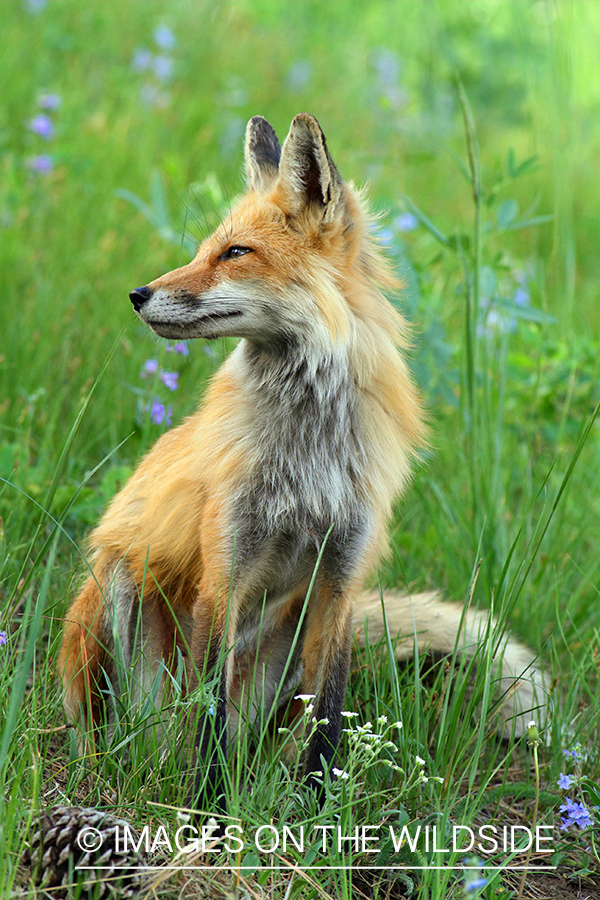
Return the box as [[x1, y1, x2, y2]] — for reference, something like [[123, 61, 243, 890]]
[[190, 668, 229, 821], [300, 584, 354, 797], [187, 597, 233, 822]]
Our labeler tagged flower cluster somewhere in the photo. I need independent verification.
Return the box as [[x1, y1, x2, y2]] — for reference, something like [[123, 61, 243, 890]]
[[342, 713, 403, 767], [140, 341, 188, 427], [340, 712, 443, 787], [26, 92, 60, 175], [279, 703, 428, 791], [557, 772, 574, 790], [559, 798, 592, 832], [131, 24, 177, 109], [557, 744, 594, 833]]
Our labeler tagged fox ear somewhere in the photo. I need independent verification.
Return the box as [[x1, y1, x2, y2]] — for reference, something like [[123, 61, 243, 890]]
[[278, 113, 344, 222], [245, 116, 281, 193]]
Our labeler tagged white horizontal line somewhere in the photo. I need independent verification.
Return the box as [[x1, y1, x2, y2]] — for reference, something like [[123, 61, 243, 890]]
[[75, 865, 558, 872]]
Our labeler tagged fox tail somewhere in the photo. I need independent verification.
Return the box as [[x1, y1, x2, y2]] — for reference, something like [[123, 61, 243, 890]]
[[351, 590, 546, 738]]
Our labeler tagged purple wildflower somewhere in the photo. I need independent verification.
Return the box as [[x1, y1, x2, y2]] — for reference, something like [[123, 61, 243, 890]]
[[153, 24, 177, 50], [28, 114, 54, 140], [0, 632, 7, 645], [24, 0, 48, 12], [148, 398, 172, 426], [141, 358, 159, 376], [465, 877, 489, 893], [514, 286, 530, 307], [394, 212, 419, 233], [373, 47, 400, 86], [132, 47, 154, 72], [462, 858, 488, 894], [153, 55, 174, 83], [38, 92, 61, 110], [159, 370, 179, 391], [166, 341, 189, 356], [560, 798, 592, 831], [27, 154, 54, 174], [557, 772, 575, 790], [563, 748, 580, 762], [287, 60, 312, 92]]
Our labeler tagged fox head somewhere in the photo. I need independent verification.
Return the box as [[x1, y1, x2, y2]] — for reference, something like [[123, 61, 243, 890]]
[[130, 113, 396, 348]]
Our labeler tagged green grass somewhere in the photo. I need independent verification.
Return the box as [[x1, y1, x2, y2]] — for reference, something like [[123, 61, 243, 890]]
[[1, 1, 600, 897]]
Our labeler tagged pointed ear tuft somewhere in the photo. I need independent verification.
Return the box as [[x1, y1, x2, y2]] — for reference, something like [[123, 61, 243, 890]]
[[244, 116, 281, 193], [278, 113, 344, 222]]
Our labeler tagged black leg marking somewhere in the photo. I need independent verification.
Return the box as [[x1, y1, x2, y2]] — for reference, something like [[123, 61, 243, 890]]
[[188, 653, 229, 821]]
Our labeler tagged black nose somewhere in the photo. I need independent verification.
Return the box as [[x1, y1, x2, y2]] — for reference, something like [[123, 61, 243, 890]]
[[129, 286, 153, 311]]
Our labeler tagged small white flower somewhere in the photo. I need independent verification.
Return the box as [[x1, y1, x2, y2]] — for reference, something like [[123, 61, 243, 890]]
[[528, 720, 537, 729], [295, 694, 316, 702], [433, 776, 444, 784], [419, 774, 429, 783], [333, 767, 350, 780], [415, 756, 426, 766], [382, 760, 404, 773], [341, 711, 359, 718], [393, 721, 403, 729], [204, 817, 221, 840], [377, 715, 388, 724]]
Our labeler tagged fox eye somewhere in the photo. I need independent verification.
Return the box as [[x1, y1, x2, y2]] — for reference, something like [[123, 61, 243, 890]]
[[219, 245, 253, 260]]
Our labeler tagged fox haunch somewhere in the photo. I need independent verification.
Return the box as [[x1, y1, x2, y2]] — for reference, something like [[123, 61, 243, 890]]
[[59, 113, 543, 815]]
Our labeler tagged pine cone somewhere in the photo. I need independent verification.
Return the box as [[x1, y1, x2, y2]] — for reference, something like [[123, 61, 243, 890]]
[[24, 806, 147, 898]]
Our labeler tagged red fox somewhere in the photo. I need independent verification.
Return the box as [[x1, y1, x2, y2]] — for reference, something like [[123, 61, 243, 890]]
[[59, 113, 543, 814]]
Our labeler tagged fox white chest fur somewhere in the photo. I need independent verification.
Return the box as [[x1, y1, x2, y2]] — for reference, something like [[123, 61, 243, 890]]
[[229, 337, 371, 591]]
